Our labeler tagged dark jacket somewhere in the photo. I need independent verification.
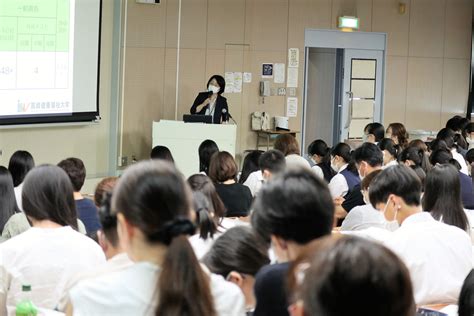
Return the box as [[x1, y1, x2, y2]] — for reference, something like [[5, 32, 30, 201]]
[[190, 92, 229, 124]]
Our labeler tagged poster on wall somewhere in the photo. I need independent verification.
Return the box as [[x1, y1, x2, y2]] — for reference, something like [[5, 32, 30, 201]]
[[233, 72, 243, 93], [287, 97, 298, 117], [288, 48, 299, 68], [287, 68, 298, 88], [274, 63, 285, 84], [262, 63, 273, 78], [243, 72, 252, 83], [224, 72, 235, 93]]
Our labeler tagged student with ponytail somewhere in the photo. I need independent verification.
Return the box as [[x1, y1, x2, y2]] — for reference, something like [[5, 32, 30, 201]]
[[307, 139, 336, 183], [67, 161, 245, 316], [328, 143, 360, 199]]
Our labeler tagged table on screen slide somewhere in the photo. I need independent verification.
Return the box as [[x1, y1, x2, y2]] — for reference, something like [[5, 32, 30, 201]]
[[0, 0, 74, 115], [152, 120, 237, 177]]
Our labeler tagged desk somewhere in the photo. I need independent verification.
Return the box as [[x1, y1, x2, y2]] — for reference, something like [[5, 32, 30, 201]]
[[256, 130, 299, 150]]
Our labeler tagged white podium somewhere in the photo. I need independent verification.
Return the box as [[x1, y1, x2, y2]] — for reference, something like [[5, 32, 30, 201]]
[[152, 120, 237, 177]]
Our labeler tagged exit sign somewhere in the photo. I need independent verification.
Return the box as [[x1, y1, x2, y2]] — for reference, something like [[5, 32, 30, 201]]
[[338, 16, 359, 30]]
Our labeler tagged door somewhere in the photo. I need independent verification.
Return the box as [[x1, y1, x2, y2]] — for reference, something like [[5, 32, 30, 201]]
[[339, 49, 384, 142]]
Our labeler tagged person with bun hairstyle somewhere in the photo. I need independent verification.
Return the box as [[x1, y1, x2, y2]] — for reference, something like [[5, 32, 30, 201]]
[[307, 139, 335, 182], [378, 138, 399, 168], [67, 160, 245, 316], [399, 146, 430, 174]]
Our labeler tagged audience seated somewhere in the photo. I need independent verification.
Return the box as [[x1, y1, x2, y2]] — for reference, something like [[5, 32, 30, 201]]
[[199, 139, 219, 175], [459, 269, 474, 316], [209, 151, 252, 217], [369, 165, 472, 305], [251, 169, 334, 316], [466, 148, 474, 175], [463, 123, 474, 150], [93, 177, 119, 207], [378, 138, 399, 168], [244, 149, 286, 197], [150, 145, 175, 163], [288, 235, 415, 316], [437, 127, 469, 174], [274, 134, 311, 171], [307, 139, 335, 182], [0, 165, 105, 313], [0, 167, 20, 235], [58, 158, 101, 235], [203, 226, 270, 314], [239, 150, 263, 184], [328, 143, 360, 199], [400, 146, 431, 174], [386, 122, 408, 149], [8, 150, 34, 211], [67, 160, 245, 316], [363, 122, 385, 144]]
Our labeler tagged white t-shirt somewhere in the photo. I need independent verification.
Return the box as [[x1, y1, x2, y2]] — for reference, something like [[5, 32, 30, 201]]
[[285, 154, 311, 171], [0, 226, 105, 312], [382, 159, 398, 169], [311, 165, 324, 180], [329, 164, 349, 198], [243, 170, 265, 197], [70, 261, 246, 316], [341, 204, 387, 231]]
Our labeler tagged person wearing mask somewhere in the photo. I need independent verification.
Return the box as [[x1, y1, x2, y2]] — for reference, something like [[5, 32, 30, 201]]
[[437, 127, 469, 175], [463, 123, 474, 150], [67, 160, 245, 316], [0, 165, 105, 312], [203, 226, 270, 315], [328, 143, 359, 199], [190, 75, 229, 124], [386, 122, 409, 149], [244, 150, 286, 197], [251, 169, 334, 316], [199, 139, 219, 175], [378, 138, 399, 168], [288, 236, 415, 316], [307, 139, 335, 182], [363, 122, 385, 144], [369, 165, 472, 305], [8, 150, 34, 211]]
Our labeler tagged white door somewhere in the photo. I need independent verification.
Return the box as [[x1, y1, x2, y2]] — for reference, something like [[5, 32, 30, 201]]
[[340, 49, 384, 142]]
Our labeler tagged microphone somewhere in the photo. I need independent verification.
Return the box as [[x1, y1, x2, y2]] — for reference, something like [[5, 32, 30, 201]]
[[222, 109, 237, 125]]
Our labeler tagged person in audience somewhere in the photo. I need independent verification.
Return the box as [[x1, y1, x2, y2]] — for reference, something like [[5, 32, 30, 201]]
[[328, 143, 359, 199], [307, 139, 335, 182], [423, 164, 470, 233], [0, 165, 105, 312], [203, 226, 270, 314], [199, 139, 219, 175], [341, 170, 392, 231], [58, 158, 101, 235], [67, 160, 245, 316], [429, 138, 449, 152], [244, 149, 286, 197], [399, 146, 430, 174], [410, 165, 426, 190], [209, 151, 252, 217], [437, 127, 469, 174], [94, 177, 119, 207], [363, 122, 385, 144], [336, 143, 383, 219], [274, 134, 311, 171], [150, 145, 174, 163], [463, 123, 474, 150], [386, 122, 408, 149], [408, 139, 432, 172], [288, 236, 415, 316], [430, 149, 474, 209], [446, 115, 464, 132], [8, 150, 34, 211], [190, 75, 229, 124], [369, 165, 472, 305], [0, 167, 19, 235], [466, 149, 474, 176], [378, 138, 399, 168], [251, 169, 334, 316], [239, 150, 263, 184], [459, 270, 474, 316]]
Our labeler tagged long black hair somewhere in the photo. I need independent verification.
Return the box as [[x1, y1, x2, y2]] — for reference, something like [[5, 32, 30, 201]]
[[8, 150, 35, 187], [331, 143, 358, 175], [0, 167, 20, 233], [198, 140, 219, 175], [239, 150, 263, 184]]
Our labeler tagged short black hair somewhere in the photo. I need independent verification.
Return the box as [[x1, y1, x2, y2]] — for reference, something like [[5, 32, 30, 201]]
[[369, 165, 421, 207], [429, 149, 453, 166], [258, 150, 286, 174], [378, 138, 398, 159], [251, 169, 334, 244], [150, 145, 174, 163], [8, 150, 35, 187], [353, 143, 383, 167], [207, 75, 226, 95], [436, 128, 455, 149], [446, 115, 463, 131], [365, 123, 385, 142], [57, 157, 86, 192]]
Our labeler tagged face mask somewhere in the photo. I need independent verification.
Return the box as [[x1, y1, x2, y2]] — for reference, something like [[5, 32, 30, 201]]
[[467, 136, 474, 145], [208, 85, 220, 94], [331, 158, 339, 172], [362, 134, 368, 143], [381, 198, 399, 228], [310, 157, 317, 165], [358, 163, 365, 180]]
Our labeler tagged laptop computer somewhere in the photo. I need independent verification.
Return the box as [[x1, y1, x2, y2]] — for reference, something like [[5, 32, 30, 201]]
[[183, 114, 213, 124]]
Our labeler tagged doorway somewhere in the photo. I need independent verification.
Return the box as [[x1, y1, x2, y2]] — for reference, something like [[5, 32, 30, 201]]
[[302, 29, 387, 153]]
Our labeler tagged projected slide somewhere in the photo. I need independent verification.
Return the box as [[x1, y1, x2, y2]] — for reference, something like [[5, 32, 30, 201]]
[[0, 0, 74, 116]]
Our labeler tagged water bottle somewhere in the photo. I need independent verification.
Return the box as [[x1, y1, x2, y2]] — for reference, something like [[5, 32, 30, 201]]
[[15, 285, 37, 316]]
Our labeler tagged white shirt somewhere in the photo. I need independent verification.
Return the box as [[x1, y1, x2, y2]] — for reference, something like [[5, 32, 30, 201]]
[[341, 204, 387, 231], [244, 170, 265, 197], [311, 165, 324, 180], [382, 159, 398, 169], [329, 164, 349, 198], [70, 262, 246, 316], [452, 149, 469, 175], [285, 154, 311, 171], [14, 183, 23, 211], [0, 226, 105, 312], [383, 212, 472, 305]]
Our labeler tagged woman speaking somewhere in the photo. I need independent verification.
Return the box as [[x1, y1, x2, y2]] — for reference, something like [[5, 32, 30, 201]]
[[190, 75, 229, 124]]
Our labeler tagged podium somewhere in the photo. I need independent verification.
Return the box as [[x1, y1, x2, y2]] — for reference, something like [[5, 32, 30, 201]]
[[152, 120, 237, 177]]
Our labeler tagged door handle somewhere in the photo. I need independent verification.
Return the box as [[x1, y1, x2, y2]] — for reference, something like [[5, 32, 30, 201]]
[[344, 91, 353, 129]]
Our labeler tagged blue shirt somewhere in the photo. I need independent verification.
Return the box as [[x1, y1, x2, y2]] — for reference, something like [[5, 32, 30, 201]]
[[76, 198, 101, 234]]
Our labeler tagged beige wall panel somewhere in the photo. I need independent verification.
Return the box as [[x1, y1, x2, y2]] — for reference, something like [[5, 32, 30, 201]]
[[444, 0, 472, 59], [207, 0, 246, 49], [372, 0, 410, 56], [126, 1, 167, 48], [331, 0, 374, 32], [180, 0, 208, 49], [441, 58, 470, 124], [288, 0, 311, 48], [405, 57, 443, 131], [122, 48, 165, 160], [383, 56, 408, 125], [310, 0, 333, 29], [205, 49, 226, 81], [244, 0, 289, 51], [165, 0, 179, 48], [408, 0, 446, 58], [163, 48, 178, 120]]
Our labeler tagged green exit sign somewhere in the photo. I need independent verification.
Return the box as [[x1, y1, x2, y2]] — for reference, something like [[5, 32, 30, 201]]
[[338, 16, 359, 30]]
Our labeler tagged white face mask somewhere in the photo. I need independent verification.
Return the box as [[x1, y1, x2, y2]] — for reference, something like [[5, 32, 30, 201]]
[[362, 134, 368, 143], [467, 136, 474, 144], [208, 84, 220, 94], [331, 158, 339, 172], [381, 198, 400, 229]]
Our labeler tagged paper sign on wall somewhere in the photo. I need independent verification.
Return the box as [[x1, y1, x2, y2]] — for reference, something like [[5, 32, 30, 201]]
[[243, 72, 252, 83], [287, 97, 298, 117], [287, 67, 298, 88], [274, 63, 285, 84], [288, 48, 299, 68], [224, 72, 235, 93], [233, 72, 243, 93]]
